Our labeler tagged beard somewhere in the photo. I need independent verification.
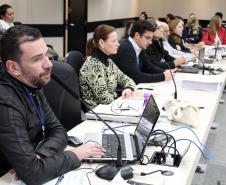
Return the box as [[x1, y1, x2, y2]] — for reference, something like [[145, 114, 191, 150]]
[[30, 72, 51, 88], [20, 68, 52, 89]]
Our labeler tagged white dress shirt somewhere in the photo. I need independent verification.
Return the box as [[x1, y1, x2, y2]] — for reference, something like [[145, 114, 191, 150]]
[[0, 19, 14, 32]]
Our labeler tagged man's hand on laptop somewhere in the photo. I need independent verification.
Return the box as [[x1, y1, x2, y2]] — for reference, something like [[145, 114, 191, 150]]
[[71, 144, 106, 160]]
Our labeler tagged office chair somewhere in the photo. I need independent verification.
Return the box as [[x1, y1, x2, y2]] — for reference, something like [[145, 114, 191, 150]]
[[43, 61, 82, 131], [64, 50, 84, 75], [64, 50, 88, 112]]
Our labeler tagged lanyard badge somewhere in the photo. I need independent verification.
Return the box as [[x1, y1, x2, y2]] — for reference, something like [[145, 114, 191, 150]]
[[23, 86, 45, 140]]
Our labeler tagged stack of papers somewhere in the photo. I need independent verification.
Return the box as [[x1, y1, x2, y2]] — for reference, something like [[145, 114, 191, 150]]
[[181, 74, 224, 92]]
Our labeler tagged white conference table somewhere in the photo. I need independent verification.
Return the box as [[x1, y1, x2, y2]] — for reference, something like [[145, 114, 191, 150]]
[[67, 62, 226, 185], [1, 60, 226, 185], [71, 74, 225, 185]]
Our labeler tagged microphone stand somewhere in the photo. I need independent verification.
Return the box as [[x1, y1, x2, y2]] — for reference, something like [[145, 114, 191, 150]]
[[190, 48, 206, 75], [165, 63, 177, 99], [51, 73, 124, 180], [170, 69, 177, 100]]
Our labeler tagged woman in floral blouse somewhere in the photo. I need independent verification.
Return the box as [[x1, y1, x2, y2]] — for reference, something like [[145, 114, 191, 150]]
[[80, 24, 136, 107]]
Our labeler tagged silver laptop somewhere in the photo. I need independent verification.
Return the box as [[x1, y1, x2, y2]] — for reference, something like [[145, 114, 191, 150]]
[[84, 94, 160, 164], [199, 47, 214, 65]]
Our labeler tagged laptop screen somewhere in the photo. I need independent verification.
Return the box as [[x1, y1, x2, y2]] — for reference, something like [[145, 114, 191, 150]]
[[198, 47, 205, 68], [134, 95, 160, 160]]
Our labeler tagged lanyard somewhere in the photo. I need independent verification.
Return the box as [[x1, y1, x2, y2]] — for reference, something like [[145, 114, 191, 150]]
[[23, 86, 45, 140]]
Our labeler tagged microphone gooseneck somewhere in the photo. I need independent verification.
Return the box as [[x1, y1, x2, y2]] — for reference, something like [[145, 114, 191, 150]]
[[165, 63, 177, 100], [51, 73, 124, 180], [170, 69, 177, 100]]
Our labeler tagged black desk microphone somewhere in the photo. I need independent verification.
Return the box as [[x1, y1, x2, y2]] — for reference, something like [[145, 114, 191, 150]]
[[51, 73, 128, 180], [165, 63, 177, 99], [170, 69, 177, 100]]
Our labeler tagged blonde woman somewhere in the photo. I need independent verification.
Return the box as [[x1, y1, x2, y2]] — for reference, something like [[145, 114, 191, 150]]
[[202, 15, 226, 45], [183, 13, 202, 44], [168, 19, 191, 52]]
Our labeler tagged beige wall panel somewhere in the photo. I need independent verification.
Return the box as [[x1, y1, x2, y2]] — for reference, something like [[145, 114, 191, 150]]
[[88, 0, 140, 22], [139, 0, 226, 20]]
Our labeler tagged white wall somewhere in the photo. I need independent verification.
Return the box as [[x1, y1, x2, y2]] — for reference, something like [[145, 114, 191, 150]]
[[88, 0, 140, 39], [1, 0, 64, 56], [1, 0, 63, 24], [3, 0, 226, 55], [6, 0, 226, 24], [88, 0, 140, 22], [139, 0, 226, 20], [87, 0, 226, 41], [26, 0, 63, 24], [88, 0, 226, 23]]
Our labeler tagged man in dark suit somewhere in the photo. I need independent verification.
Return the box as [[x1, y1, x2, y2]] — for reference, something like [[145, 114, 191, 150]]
[[146, 20, 185, 70], [113, 20, 174, 84]]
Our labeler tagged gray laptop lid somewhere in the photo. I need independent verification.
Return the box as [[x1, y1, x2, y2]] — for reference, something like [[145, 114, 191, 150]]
[[134, 94, 160, 161], [198, 47, 205, 67], [199, 47, 214, 64]]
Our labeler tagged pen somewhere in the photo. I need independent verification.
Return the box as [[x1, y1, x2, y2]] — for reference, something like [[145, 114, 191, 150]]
[[115, 108, 130, 111], [136, 87, 154, 91], [55, 175, 64, 185]]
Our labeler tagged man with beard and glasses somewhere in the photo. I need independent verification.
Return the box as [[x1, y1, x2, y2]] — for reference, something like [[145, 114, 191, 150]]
[[0, 25, 105, 185]]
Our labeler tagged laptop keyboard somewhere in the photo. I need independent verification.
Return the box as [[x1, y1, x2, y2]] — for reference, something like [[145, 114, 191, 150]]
[[102, 134, 127, 158]]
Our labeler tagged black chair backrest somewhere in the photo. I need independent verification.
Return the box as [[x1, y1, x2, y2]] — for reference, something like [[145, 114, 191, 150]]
[[43, 61, 82, 131], [64, 51, 84, 75]]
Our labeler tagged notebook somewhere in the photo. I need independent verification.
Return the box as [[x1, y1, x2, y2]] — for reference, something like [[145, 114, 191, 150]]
[[83, 94, 160, 163]]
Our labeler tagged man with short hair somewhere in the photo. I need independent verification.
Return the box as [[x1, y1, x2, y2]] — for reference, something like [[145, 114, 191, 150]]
[[215, 12, 226, 28], [215, 12, 223, 21], [161, 21, 195, 62], [113, 20, 173, 84], [146, 20, 185, 70], [0, 25, 104, 185]]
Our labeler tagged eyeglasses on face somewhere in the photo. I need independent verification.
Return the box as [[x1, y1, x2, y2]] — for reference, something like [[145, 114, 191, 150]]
[[142, 34, 152, 41]]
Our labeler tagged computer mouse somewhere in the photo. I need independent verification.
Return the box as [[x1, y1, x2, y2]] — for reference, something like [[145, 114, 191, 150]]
[[67, 136, 83, 147]]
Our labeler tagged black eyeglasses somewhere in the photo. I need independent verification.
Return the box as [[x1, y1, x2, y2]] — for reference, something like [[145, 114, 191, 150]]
[[111, 101, 139, 114], [142, 34, 152, 40]]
